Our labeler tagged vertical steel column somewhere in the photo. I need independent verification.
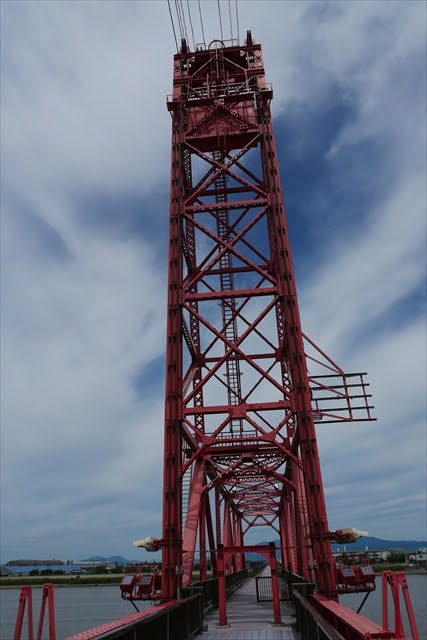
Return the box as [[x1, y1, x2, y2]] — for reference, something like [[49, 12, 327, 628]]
[[36, 583, 56, 640], [234, 514, 244, 571], [199, 489, 207, 582], [182, 460, 205, 585], [161, 107, 184, 602], [217, 544, 228, 626], [205, 493, 218, 577], [279, 508, 289, 570], [285, 492, 297, 573], [13, 585, 33, 640], [223, 502, 231, 573], [215, 485, 222, 547], [257, 91, 336, 595], [269, 542, 282, 625]]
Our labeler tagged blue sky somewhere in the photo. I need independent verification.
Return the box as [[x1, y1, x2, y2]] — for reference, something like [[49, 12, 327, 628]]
[[1, 1, 426, 564]]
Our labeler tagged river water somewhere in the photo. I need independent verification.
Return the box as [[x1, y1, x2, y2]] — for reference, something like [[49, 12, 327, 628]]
[[340, 574, 427, 639], [1, 574, 426, 639]]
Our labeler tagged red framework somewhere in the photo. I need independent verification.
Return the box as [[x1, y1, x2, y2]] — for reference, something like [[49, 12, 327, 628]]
[[13, 583, 56, 640], [162, 33, 374, 603]]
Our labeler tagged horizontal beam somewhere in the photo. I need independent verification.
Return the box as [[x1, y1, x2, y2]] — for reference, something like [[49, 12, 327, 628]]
[[205, 352, 275, 363], [185, 287, 277, 302], [186, 198, 267, 213], [185, 400, 291, 416], [206, 264, 268, 276]]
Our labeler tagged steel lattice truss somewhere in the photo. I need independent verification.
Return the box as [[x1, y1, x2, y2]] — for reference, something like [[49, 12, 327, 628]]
[[161, 34, 374, 602]]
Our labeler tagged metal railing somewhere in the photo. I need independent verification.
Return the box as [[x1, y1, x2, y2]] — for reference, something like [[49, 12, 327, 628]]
[[293, 591, 346, 640], [65, 595, 203, 640], [280, 568, 314, 600], [181, 568, 249, 608], [255, 575, 289, 602]]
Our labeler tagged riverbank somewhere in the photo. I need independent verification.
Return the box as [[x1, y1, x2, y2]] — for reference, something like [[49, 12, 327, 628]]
[[0, 573, 124, 587], [1, 567, 425, 588], [2, 573, 426, 639], [371, 565, 427, 574]]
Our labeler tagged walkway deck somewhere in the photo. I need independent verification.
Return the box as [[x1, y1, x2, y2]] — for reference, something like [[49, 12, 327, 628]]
[[200, 567, 301, 639]]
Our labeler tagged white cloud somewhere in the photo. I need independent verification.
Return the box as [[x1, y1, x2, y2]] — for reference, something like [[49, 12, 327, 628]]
[[1, 0, 425, 566]]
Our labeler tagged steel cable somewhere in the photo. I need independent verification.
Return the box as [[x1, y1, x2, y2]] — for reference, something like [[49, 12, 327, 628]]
[[228, 0, 233, 41], [178, 0, 189, 46], [197, 0, 206, 47], [186, 0, 196, 50], [235, 0, 240, 45], [167, 0, 179, 52], [217, 0, 224, 42], [174, 0, 184, 40]]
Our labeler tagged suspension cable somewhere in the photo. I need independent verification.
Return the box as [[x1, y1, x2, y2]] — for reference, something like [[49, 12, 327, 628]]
[[235, 0, 240, 45], [167, 0, 179, 52], [228, 0, 233, 42], [197, 0, 206, 46], [217, 0, 224, 42], [186, 0, 196, 50], [174, 0, 184, 40], [178, 0, 189, 46]]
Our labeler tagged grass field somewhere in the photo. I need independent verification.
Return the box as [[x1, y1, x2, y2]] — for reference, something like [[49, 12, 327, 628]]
[[2, 565, 422, 587], [0, 574, 125, 587]]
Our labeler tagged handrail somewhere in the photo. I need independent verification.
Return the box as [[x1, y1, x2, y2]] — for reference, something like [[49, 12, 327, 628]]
[[181, 567, 249, 608], [65, 594, 202, 640], [382, 571, 419, 640], [13, 583, 56, 640], [293, 590, 346, 640]]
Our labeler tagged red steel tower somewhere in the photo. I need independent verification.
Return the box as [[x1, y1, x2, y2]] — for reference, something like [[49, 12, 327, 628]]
[[161, 33, 374, 603]]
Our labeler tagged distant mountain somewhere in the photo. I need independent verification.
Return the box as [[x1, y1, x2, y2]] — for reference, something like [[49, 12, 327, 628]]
[[82, 555, 130, 565], [244, 537, 427, 561], [330, 537, 427, 552], [108, 556, 132, 565], [82, 538, 426, 566]]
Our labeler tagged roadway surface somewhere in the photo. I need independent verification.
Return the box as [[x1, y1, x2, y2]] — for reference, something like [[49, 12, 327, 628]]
[[200, 566, 301, 639]]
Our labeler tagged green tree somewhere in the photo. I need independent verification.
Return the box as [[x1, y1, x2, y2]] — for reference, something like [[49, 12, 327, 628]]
[[94, 565, 107, 574], [389, 553, 405, 563]]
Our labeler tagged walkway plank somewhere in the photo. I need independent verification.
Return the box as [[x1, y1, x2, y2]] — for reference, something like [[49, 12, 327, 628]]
[[199, 567, 301, 639]]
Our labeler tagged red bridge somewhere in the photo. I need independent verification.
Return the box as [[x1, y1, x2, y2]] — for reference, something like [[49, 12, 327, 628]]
[[14, 31, 419, 640]]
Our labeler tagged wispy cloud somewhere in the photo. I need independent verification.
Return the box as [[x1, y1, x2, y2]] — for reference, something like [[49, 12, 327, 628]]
[[1, 0, 425, 563]]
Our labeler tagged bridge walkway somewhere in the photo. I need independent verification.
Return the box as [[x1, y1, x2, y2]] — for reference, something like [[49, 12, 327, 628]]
[[200, 566, 301, 639]]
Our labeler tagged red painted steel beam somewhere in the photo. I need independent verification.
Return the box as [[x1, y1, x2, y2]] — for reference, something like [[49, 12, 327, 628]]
[[311, 594, 394, 639], [182, 460, 205, 586], [185, 286, 276, 302], [161, 92, 185, 601], [64, 602, 177, 640], [13, 585, 33, 640], [185, 400, 291, 415]]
